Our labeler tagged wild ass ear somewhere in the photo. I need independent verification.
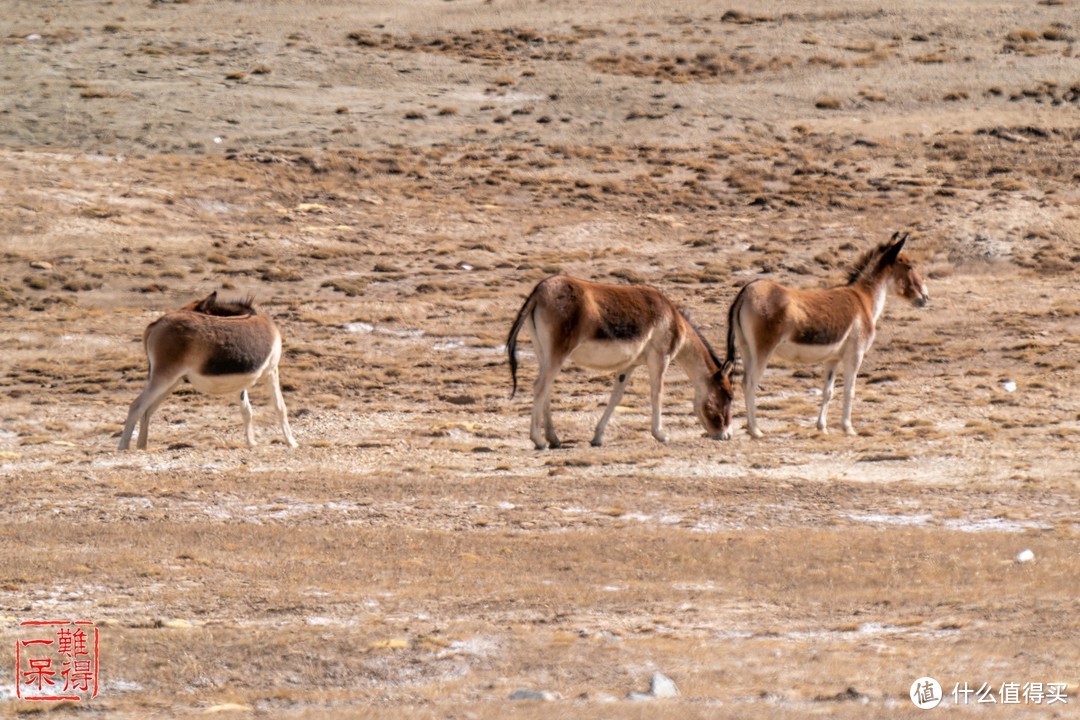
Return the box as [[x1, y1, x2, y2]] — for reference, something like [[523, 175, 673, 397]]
[[881, 233, 909, 265]]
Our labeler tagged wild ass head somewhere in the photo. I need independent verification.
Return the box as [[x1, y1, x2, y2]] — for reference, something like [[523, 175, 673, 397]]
[[878, 233, 929, 308]]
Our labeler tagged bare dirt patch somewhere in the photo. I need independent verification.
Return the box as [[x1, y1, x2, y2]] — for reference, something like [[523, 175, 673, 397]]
[[0, 1, 1077, 717]]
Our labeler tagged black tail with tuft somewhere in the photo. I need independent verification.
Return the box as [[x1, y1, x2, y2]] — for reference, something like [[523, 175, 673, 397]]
[[723, 283, 752, 376], [506, 281, 543, 399]]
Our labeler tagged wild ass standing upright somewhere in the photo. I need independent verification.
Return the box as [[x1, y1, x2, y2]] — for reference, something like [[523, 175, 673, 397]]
[[507, 275, 733, 449], [118, 292, 298, 450], [723, 232, 929, 437]]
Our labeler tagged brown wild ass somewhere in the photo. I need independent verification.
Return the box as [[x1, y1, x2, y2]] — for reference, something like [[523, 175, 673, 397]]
[[119, 292, 298, 450], [507, 276, 733, 449], [723, 232, 929, 437]]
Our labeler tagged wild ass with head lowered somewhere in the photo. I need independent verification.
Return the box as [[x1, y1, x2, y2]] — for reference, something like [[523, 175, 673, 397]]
[[507, 275, 734, 449], [119, 292, 298, 450], [723, 232, 929, 437]]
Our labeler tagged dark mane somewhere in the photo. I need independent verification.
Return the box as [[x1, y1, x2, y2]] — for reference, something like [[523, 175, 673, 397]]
[[845, 243, 890, 285], [189, 291, 257, 317], [680, 309, 724, 370]]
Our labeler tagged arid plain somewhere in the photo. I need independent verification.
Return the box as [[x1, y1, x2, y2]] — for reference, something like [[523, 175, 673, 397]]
[[0, 0, 1078, 717]]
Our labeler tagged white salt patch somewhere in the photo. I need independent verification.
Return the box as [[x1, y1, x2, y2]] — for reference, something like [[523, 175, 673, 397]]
[[344, 322, 424, 339], [380, 327, 424, 339], [105, 679, 143, 694], [943, 517, 1050, 533], [844, 512, 933, 527], [438, 637, 498, 659], [622, 512, 653, 523], [345, 322, 374, 334], [117, 496, 153, 510]]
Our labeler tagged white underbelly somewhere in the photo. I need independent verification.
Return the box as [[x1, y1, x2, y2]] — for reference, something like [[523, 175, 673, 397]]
[[569, 339, 647, 372], [772, 338, 847, 365], [186, 368, 265, 396]]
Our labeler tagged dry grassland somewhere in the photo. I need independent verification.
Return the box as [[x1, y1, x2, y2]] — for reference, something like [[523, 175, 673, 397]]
[[0, 0, 1078, 717]]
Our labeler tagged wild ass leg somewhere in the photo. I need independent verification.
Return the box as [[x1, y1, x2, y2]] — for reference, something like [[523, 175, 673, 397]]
[[531, 363, 562, 450], [137, 378, 183, 450], [742, 363, 764, 439], [735, 326, 768, 439], [647, 353, 671, 443], [740, 338, 771, 439], [119, 396, 143, 450], [240, 389, 256, 448], [816, 363, 839, 433], [267, 366, 298, 448], [120, 373, 183, 450], [591, 369, 633, 447], [840, 350, 865, 436]]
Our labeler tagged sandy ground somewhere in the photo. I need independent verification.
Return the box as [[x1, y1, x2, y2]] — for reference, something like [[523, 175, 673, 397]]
[[0, 1, 1078, 717]]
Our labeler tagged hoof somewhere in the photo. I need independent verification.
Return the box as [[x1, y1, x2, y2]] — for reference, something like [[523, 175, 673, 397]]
[[590, 438, 603, 448], [748, 428, 764, 439]]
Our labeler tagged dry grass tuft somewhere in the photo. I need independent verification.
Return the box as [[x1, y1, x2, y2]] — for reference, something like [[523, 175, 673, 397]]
[[321, 278, 367, 296], [721, 9, 774, 24]]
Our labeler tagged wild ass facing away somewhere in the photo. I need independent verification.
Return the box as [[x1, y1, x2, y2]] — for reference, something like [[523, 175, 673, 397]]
[[118, 292, 298, 450], [507, 275, 733, 449], [724, 232, 929, 438]]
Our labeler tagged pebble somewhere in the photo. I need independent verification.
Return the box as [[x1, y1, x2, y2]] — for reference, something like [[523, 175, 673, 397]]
[[628, 672, 680, 700], [650, 672, 680, 698], [1015, 549, 1035, 563], [30, 260, 53, 270], [201, 704, 252, 714]]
